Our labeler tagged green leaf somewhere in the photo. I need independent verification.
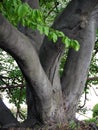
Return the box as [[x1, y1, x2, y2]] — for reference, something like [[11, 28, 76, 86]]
[[71, 40, 80, 51], [37, 25, 44, 34], [21, 18, 25, 26], [62, 37, 71, 47], [43, 26, 49, 36], [48, 31, 58, 43], [13, 0, 18, 7], [17, 4, 28, 17], [31, 22, 37, 30], [56, 30, 65, 37], [52, 32, 58, 43]]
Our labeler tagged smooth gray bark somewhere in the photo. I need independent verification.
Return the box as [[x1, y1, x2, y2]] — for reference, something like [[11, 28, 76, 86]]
[[20, 0, 44, 126], [61, 17, 96, 120], [0, 14, 65, 124], [0, 15, 53, 121], [0, 0, 98, 128], [39, 0, 98, 120]]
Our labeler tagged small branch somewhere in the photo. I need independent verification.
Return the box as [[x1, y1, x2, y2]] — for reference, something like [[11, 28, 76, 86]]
[[0, 84, 25, 90], [54, 1, 59, 13], [45, 1, 59, 19], [78, 89, 87, 109], [87, 76, 98, 81]]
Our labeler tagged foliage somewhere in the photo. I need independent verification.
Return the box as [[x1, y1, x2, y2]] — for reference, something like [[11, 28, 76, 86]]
[[40, 0, 70, 25], [0, 49, 26, 120], [69, 120, 77, 130], [84, 117, 98, 129], [82, 104, 98, 128], [84, 117, 97, 124], [92, 104, 98, 117], [0, 49, 23, 87], [0, 0, 80, 51]]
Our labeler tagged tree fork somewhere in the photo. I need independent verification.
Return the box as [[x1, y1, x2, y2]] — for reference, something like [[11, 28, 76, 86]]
[[0, 0, 98, 128]]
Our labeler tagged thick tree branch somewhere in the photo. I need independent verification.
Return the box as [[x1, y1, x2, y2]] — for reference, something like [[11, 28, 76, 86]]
[[53, 0, 98, 31], [87, 76, 98, 81], [0, 14, 54, 121], [60, 0, 98, 120], [0, 84, 24, 90], [18, 0, 45, 125], [61, 20, 96, 120], [39, 0, 98, 83]]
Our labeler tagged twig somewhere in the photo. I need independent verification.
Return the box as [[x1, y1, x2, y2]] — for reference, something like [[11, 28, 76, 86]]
[[87, 76, 98, 81], [0, 84, 25, 90]]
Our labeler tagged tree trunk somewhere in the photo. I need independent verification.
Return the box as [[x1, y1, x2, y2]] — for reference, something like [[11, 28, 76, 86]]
[[40, 0, 98, 121], [0, 0, 98, 128], [61, 17, 96, 120]]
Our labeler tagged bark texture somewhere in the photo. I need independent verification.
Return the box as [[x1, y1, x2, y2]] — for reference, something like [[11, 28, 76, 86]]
[[0, 0, 98, 128]]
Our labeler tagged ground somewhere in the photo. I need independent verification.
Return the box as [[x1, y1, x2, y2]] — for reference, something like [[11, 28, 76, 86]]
[[5, 121, 98, 130]]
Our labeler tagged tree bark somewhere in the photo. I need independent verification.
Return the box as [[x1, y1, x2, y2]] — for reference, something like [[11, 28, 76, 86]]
[[0, 14, 65, 125], [20, 0, 45, 127], [0, 14, 53, 120], [0, 0, 98, 128], [39, 0, 98, 120], [61, 17, 96, 120], [0, 98, 19, 128]]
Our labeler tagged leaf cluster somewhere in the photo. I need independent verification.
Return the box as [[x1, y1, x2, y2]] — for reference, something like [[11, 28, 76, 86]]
[[0, 49, 26, 120], [92, 104, 98, 117], [0, 0, 80, 51]]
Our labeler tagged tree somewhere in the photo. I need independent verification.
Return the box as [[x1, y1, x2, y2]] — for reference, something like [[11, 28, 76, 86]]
[[0, 0, 98, 129]]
